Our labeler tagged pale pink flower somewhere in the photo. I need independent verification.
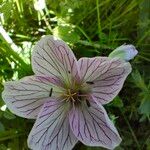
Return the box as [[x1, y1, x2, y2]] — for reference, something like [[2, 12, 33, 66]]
[[2, 36, 132, 150]]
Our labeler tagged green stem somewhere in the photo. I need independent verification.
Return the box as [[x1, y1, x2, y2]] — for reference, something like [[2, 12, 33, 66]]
[[78, 40, 113, 50], [119, 108, 141, 150], [40, 10, 52, 33], [96, 0, 102, 38], [76, 26, 92, 42], [0, 133, 26, 141], [138, 55, 150, 62], [141, 134, 150, 149]]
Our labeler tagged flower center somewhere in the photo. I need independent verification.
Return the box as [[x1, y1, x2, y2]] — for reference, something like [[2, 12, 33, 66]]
[[62, 85, 89, 107], [60, 82, 91, 106], [63, 89, 77, 103], [61, 87, 88, 106]]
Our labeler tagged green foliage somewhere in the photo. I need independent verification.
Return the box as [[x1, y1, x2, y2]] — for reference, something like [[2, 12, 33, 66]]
[[132, 70, 150, 119], [53, 24, 80, 43], [0, 0, 150, 149], [109, 96, 124, 108]]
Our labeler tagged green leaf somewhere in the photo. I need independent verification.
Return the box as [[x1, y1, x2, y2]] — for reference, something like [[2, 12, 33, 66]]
[[109, 96, 124, 108], [0, 1, 13, 22], [139, 97, 150, 116], [53, 25, 80, 43], [132, 70, 147, 91]]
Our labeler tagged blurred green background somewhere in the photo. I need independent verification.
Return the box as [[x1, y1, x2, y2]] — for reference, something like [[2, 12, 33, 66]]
[[0, 0, 150, 149]]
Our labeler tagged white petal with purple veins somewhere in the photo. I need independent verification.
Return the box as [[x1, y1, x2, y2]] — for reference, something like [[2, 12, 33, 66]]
[[78, 57, 109, 82], [69, 102, 121, 149], [28, 99, 78, 150], [2, 76, 63, 119], [32, 35, 79, 86], [78, 57, 131, 105]]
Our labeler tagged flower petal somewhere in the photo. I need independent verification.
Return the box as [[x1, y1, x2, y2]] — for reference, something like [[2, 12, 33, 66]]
[[78, 57, 131, 104], [69, 102, 121, 149], [28, 99, 78, 150], [78, 57, 110, 82], [32, 35, 79, 86], [2, 76, 63, 119]]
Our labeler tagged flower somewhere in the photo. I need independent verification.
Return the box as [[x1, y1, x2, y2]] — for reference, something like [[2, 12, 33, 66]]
[[2, 35, 133, 150], [109, 44, 138, 61]]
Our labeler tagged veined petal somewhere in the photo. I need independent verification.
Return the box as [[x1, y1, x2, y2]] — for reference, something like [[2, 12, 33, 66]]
[[78, 57, 109, 82], [28, 99, 78, 150], [78, 57, 131, 105], [69, 102, 121, 149], [2, 76, 63, 119], [32, 35, 79, 87]]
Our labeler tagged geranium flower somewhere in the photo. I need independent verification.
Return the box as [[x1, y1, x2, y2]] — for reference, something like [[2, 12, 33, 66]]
[[2, 36, 133, 150]]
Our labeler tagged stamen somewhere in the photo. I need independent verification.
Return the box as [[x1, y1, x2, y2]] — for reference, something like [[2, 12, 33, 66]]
[[62, 89, 77, 104], [61, 85, 88, 106], [71, 93, 77, 96], [66, 97, 70, 102], [63, 90, 76, 97], [71, 97, 75, 102]]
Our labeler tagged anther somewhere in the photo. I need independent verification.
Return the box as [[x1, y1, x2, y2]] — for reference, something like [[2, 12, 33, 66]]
[[49, 88, 53, 97], [86, 81, 94, 85]]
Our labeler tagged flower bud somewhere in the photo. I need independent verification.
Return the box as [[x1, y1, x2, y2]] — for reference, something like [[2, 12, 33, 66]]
[[109, 44, 138, 61]]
